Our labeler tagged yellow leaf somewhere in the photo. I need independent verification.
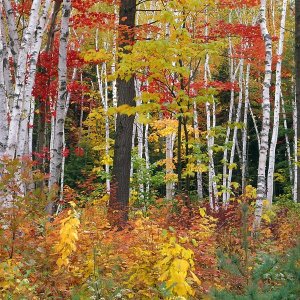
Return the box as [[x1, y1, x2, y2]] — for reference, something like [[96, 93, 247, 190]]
[[199, 207, 206, 218], [190, 271, 201, 286]]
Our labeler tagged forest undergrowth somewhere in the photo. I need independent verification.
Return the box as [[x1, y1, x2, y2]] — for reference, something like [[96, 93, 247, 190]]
[[0, 159, 299, 300]]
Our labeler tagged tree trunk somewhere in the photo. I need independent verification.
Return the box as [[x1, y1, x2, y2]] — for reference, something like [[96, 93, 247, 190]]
[[16, 0, 52, 158], [166, 131, 176, 200], [253, 0, 272, 234], [48, 0, 72, 213], [0, 14, 8, 155], [109, 0, 136, 228], [193, 100, 203, 198], [227, 59, 244, 202], [295, 0, 300, 202], [5, 0, 42, 159], [266, 0, 287, 203], [242, 63, 250, 193], [293, 88, 298, 202], [281, 95, 293, 184]]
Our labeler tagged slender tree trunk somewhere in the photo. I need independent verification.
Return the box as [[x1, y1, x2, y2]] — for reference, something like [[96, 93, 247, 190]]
[[0, 13, 8, 155], [249, 103, 261, 150], [281, 95, 293, 184], [242, 63, 251, 192], [293, 88, 298, 202], [253, 0, 272, 234], [295, 0, 300, 202], [222, 41, 241, 203], [96, 34, 111, 194], [227, 59, 244, 202], [111, 1, 118, 130], [48, 0, 72, 211], [144, 119, 150, 194], [109, 0, 136, 227], [193, 100, 203, 198], [103, 62, 111, 193], [135, 78, 144, 197], [266, 0, 287, 203], [166, 131, 176, 199], [177, 115, 182, 192], [205, 54, 217, 209]]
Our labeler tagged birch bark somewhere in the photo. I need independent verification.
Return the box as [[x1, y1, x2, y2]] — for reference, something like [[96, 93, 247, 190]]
[[0, 9, 8, 155], [166, 131, 176, 200], [193, 100, 203, 198], [3, 0, 19, 61], [281, 95, 293, 184], [242, 63, 251, 192], [16, 0, 52, 158], [266, 0, 287, 203], [293, 90, 298, 202], [227, 59, 244, 202], [253, 0, 272, 233], [5, 0, 42, 159], [205, 53, 218, 209], [49, 0, 72, 194], [296, 0, 300, 202]]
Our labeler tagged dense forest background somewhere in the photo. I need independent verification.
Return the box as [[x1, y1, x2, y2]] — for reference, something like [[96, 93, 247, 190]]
[[0, 0, 299, 298]]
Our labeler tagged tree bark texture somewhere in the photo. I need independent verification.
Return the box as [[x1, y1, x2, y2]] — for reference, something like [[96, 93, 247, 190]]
[[109, 0, 136, 228], [253, 0, 272, 234], [296, 0, 300, 202], [48, 0, 71, 208]]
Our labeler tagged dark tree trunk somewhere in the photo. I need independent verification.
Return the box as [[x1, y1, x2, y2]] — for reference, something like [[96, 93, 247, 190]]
[[109, 0, 136, 228], [177, 116, 182, 192], [296, 0, 300, 202]]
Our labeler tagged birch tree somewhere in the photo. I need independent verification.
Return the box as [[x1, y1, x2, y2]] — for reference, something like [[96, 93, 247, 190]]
[[295, 0, 300, 202], [227, 59, 244, 202], [266, 0, 287, 203], [48, 0, 72, 201], [0, 4, 8, 155], [253, 0, 272, 234], [241, 63, 251, 192], [16, 0, 52, 158], [5, 0, 43, 158]]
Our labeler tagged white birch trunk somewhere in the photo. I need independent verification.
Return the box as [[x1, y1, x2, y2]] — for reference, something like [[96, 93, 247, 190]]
[[0, 12, 8, 155], [222, 47, 241, 203], [3, 0, 19, 61], [49, 0, 72, 191], [130, 121, 137, 179], [28, 97, 35, 159], [5, 0, 42, 159], [242, 63, 251, 192], [103, 62, 110, 193], [205, 54, 218, 209], [111, 1, 118, 130], [16, 0, 52, 158], [193, 100, 203, 198], [249, 103, 261, 150], [293, 91, 297, 202], [266, 0, 287, 203], [144, 121, 150, 194], [253, 0, 272, 233], [166, 131, 176, 199], [135, 78, 144, 197], [0, 12, 13, 112], [227, 59, 244, 202], [281, 95, 293, 184]]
